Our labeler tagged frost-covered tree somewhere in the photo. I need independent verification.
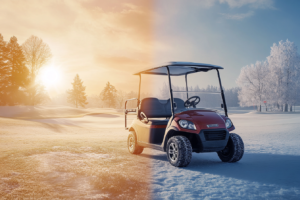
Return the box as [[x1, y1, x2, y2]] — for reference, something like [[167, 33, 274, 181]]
[[159, 82, 170, 99], [267, 40, 300, 111], [224, 87, 239, 107], [237, 61, 269, 112], [67, 74, 88, 108], [237, 39, 300, 112]]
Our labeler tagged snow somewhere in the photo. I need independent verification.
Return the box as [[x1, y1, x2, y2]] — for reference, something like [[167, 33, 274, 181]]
[[29, 114, 125, 129], [0, 105, 122, 119], [150, 112, 300, 199], [12, 107, 300, 199]]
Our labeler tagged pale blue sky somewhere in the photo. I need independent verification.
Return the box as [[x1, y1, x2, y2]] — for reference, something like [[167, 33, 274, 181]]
[[154, 0, 300, 88]]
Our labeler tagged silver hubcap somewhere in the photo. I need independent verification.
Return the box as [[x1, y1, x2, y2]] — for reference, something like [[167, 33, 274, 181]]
[[129, 137, 134, 150], [168, 143, 178, 161]]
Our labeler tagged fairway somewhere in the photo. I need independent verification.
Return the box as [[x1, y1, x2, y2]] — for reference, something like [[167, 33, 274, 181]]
[[1, 107, 300, 199], [0, 110, 151, 199]]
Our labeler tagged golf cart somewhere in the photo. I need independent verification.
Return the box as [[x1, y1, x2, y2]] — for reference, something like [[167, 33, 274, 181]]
[[125, 62, 244, 167]]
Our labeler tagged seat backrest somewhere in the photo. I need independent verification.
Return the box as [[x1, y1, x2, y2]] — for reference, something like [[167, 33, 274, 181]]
[[139, 98, 171, 118], [165, 98, 186, 115]]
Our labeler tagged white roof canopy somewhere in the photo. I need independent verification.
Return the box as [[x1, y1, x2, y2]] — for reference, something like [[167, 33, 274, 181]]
[[134, 62, 223, 76]]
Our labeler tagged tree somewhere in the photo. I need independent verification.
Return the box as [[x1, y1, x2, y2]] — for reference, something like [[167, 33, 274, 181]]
[[116, 90, 126, 109], [159, 82, 169, 99], [100, 82, 117, 108], [22, 35, 52, 105], [6, 36, 30, 105], [267, 40, 300, 112], [22, 35, 52, 80], [67, 74, 88, 108], [29, 83, 50, 105], [0, 34, 9, 105], [236, 61, 269, 112]]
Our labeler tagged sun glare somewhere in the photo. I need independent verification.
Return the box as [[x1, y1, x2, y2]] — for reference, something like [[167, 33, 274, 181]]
[[38, 66, 62, 89]]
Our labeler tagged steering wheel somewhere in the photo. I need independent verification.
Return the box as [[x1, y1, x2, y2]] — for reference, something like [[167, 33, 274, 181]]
[[184, 96, 200, 108]]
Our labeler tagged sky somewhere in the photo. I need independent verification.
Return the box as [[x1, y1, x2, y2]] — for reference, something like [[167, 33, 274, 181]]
[[1, 0, 300, 97], [154, 0, 300, 89]]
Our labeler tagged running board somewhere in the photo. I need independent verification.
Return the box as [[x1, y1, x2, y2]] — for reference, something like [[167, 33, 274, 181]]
[[137, 141, 164, 152]]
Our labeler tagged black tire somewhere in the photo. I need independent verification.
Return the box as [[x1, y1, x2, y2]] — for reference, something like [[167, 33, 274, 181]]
[[166, 136, 192, 167], [127, 131, 143, 154], [217, 133, 244, 163]]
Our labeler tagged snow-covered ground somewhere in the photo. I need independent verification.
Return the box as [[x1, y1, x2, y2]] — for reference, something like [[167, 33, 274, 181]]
[[150, 112, 300, 200], [12, 107, 300, 199]]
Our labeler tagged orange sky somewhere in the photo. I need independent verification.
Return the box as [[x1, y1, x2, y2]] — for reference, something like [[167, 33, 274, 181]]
[[0, 0, 154, 96]]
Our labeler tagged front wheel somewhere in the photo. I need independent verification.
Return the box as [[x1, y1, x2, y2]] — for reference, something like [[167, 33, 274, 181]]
[[217, 133, 244, 163], [166, 136, 192, 167], [127, 132, 143, 154]]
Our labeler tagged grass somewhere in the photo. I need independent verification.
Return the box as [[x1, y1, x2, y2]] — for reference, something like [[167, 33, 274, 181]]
[[0, 116, 151, 199]]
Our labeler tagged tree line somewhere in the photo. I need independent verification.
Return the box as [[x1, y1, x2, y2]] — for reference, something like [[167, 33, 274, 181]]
[[159, 82, 239, 108], [66, 78, 149, 109], [237, 40, 300, 112], [0, 33, 52, 105], [66, 76, 241, 109]]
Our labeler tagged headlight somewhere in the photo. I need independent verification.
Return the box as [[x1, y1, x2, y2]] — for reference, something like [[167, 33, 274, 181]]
[[178, 120, 196, 130], [225, 118, 232, 129]]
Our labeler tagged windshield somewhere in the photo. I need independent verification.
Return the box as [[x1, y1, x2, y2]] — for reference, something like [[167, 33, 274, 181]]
[[139, 69, 225, 115], [157, 69, 224, 113]]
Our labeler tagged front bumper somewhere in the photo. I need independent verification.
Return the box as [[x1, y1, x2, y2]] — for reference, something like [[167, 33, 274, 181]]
[[195, 128, 229, 152]]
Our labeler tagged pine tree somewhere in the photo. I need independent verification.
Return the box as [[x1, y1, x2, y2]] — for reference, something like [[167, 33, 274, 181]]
[[67, 74, 88, 108], [0, 34, 9, 105], [6, 36, 29, 105], [100, 82, 117, 108]]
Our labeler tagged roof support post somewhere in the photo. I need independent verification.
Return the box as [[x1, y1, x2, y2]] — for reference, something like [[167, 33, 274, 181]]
[[185, 73, 188, 99], [166, 66, 174, 116], [216, 69, 228, 117], [138, 74, 141, 107]]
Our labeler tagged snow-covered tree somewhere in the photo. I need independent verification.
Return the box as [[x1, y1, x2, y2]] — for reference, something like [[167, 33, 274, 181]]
[[237, 61, 269, 112], [267, 40, 300, 111], [237, 39, 300, 112]]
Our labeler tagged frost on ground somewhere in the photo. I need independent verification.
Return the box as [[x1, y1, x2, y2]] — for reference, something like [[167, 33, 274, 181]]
[[30, 151, 111, 198], [0, 111, 150, 200], [150, 112, 300, 200], [2, 105, 300, 199]]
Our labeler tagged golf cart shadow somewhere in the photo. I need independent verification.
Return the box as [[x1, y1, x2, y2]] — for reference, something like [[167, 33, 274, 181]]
[[138, 153, 167, 162], [186, 153, 300, 188]]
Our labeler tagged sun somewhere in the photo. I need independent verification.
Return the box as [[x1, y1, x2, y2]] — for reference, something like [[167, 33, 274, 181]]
[[38, 66, 62, 89]]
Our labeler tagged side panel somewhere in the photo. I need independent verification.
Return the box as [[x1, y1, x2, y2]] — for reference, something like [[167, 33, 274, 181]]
[[130, 119, 166, 145], [131, 119, 150, 143]]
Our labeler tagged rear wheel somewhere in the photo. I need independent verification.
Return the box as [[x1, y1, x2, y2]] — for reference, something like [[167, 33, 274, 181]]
[[127, 131, 143, 154], [166, 136, 192, 167], [217, 133, 244, 162]]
